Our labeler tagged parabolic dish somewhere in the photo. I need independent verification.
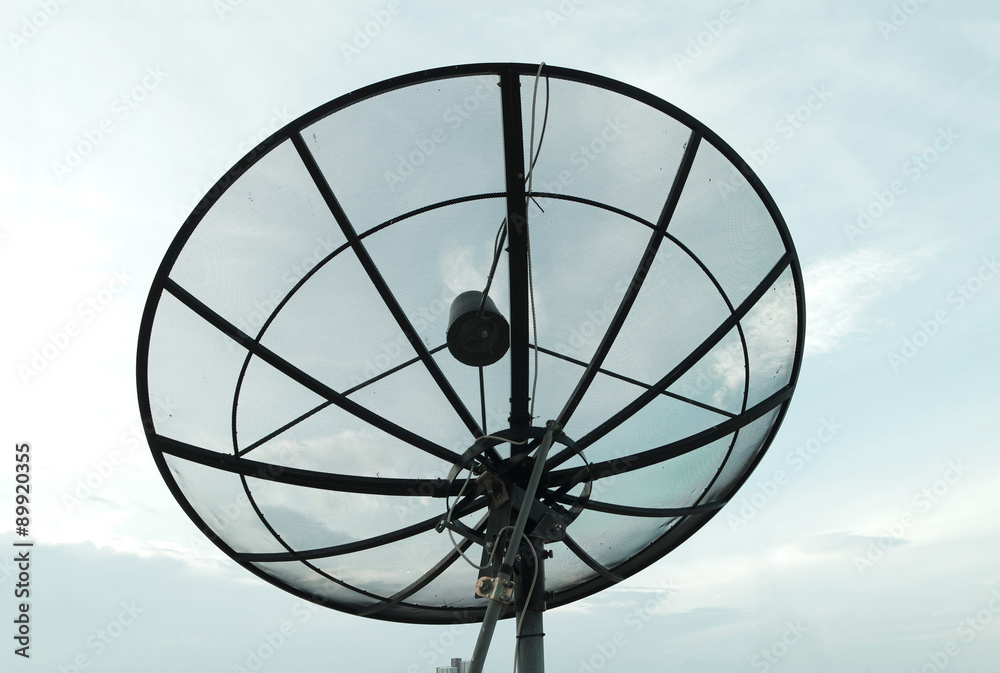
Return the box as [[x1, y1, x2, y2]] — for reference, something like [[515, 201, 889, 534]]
[[137, 63, 805, 624]]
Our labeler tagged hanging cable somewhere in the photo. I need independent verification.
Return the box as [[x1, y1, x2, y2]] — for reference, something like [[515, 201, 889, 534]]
[[479, 366, 488, 435], [446, 468, 491, 569], [476, 434, 531, 445], [526, 240, 539, 422], [524, 62, 548, 422], [478, 217, 508, 317], [524, 64, 551, 206]]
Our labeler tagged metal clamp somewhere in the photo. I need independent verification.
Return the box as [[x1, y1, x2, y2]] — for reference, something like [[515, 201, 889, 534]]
[[475, 576, 515, 603]]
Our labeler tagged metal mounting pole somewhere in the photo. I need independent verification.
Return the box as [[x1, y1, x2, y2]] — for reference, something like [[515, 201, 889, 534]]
[[500, 65, 532, 431], [468, 422, 557, 673], [515, 535, 546, 673]]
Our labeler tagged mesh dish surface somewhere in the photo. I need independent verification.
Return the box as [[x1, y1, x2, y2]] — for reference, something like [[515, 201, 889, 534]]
[[137, 63, 805, 624]]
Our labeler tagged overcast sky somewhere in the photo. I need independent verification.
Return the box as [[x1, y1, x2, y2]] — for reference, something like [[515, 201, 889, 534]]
[[2, 1, 999, 672]]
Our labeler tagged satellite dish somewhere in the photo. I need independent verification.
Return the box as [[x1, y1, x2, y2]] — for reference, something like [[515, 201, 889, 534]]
[[137, 63, 804, 672]]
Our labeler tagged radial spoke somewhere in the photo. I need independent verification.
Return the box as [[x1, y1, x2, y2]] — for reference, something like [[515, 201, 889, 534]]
[[154, 433, 461, 496], [556, 131, 702, 429], [357, 513, 491, 617], [236, 495, 489, 562], [562, 533, 622, 583], [544, 383, 792, 489], [164, 278, 465, 466], [531, 343, 735, 419], [544, 251, 791, 471], [292, 131, 485, 439], [548, 494, 727, 517]]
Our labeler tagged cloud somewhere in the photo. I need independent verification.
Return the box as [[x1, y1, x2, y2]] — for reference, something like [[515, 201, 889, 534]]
[[803, 245, 935, 354], [798, 531, 909, 556]]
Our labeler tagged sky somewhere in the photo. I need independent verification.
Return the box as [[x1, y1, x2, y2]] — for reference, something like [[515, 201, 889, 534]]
[[2, 1, 999, 672]]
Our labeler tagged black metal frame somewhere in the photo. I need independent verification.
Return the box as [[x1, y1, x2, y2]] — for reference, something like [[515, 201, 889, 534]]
[[136, 62, 806, 624], [554, 131, 703, 428], [501, 66, 533, 431]]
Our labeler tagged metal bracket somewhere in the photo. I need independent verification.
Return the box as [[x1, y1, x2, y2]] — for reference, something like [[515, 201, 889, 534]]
[[435, 516, 488, 547], [476, 471, 510, 506], [506, 484, 570, 542], [475, 576, 515, 604], [534, 512, 568, 542]]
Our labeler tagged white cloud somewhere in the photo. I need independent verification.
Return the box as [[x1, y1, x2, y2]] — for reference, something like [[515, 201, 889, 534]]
[[803, 245, 936, 354]]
